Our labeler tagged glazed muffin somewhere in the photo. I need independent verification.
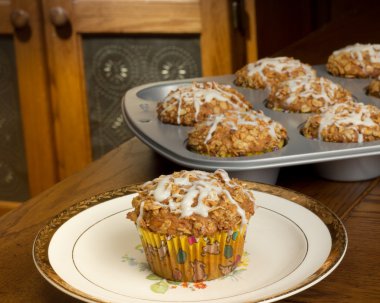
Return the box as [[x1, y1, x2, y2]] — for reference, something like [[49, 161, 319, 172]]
[[127, 169, 256, 282], [235, 57, 316, 89], [367, 77, 380, 98], [156, 81, 252, 126], [326, 43, 380, 78], [302, 102, 380, 143], [267, 77, 354, 113], [187, 110, 287, 157]]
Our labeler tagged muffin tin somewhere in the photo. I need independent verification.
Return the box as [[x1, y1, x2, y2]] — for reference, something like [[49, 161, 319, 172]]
[[122, 65, 380, 183]]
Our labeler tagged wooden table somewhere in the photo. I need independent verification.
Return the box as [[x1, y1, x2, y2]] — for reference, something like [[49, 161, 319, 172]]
[[0, 137, 379, 302]]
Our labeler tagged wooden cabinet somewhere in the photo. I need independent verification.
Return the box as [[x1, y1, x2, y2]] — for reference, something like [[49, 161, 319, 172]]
[[0, 0, 257, 204], [0, 0, 57, 203]]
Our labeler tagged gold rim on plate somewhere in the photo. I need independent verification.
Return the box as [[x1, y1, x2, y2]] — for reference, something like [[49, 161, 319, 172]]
[[33, 182, 347, 303]]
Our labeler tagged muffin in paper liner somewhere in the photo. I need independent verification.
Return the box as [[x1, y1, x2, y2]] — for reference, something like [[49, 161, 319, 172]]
[[138, 226, 247, 282], [126, 169, 255, 282]]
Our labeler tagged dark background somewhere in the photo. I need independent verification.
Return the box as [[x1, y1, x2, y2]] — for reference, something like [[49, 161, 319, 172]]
[[255, 0, 380, 64]]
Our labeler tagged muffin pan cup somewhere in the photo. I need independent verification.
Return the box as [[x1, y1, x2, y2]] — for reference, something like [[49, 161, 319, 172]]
[[122, 65, 380, 183]]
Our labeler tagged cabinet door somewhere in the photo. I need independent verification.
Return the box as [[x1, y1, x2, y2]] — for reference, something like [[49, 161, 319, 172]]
[[0, 0, 57, 204], [42, 0, 247, 179]]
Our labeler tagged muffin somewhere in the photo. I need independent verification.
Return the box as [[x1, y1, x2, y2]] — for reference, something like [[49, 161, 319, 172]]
[[267, 77, 354, 113], [127, 169, 256, 282], [326, 43, 380, 78], [367, 77, 380, 98], [302, 102, 380, 143], [156, 81, 252, 126], [235, 57, 316, 89], [187, 110, 288, 157]]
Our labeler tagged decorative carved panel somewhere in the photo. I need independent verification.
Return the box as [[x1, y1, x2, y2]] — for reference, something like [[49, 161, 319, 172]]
[[0, 37, 29, 201], [83, 36, 201, 159]]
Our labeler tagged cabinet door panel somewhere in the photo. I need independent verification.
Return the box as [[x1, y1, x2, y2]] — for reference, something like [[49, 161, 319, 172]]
[[0, 0, 57, 202], [43, 0, 243, 178], [0, 36, 29, 201], [83, 36, 201, 159]]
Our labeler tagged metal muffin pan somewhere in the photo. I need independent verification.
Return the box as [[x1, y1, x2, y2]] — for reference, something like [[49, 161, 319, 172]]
[[122, 65, 380, 183]]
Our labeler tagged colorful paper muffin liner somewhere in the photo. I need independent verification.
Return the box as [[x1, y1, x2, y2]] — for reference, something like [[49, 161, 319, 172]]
[[138, 226, 247, 282]]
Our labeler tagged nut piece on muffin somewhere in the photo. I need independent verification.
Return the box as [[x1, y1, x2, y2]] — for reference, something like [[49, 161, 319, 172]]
[[267, 77, 354, 113], [326, 43, 380, 78], [187, 110, 288, 157], [302, 102, 380, 143], [367, 77, 380, 98], [156, 81, 252, 126], [127, 169, 256, 282], [235, 56, 316, 89]]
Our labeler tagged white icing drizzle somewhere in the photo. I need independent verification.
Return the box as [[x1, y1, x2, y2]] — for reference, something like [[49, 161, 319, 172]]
[[204, 115, 224, 143], [174, 177, 192, 186], [136, 201, 145, 225], [176, 93, 183, 124], [141, 170, 253, 224], [333, 43, 380, 66], [153, 175, 172, 202], [180, 185, 210, 217], [317, 102, 378, 143], [276, 77, 352, 108], [246, 57, 315, 83], [214, 168, 236, 188], [203, 110, 281, 144], [161, 82, 250, 123]]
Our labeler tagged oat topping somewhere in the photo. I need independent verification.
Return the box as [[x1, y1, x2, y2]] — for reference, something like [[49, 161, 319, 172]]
[[156, 82, 252, 126], [302, 102, 380, 143], [235, 57, 316, 89], [246, 57, 315, 78], [127, 170, 256, 236], [267, 77, 353, 113], [203, 111, 279, 144], [333, 43, 380, 65], [187, 110, 287, 157], [327, 43, 380, 78], [367, 78, 380, 98]]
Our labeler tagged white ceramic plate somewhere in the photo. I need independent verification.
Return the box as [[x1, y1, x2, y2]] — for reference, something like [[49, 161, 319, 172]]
[[33, 183, 347, 303]]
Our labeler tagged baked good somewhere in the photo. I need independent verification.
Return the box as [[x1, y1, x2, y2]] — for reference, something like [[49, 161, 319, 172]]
[[367, 77, 380, 98], [187, 110, 287, 157], [235, 57, 316, 89], [267, 77, 353, 113], [156, 81, 252, 126], [326, 43, 380, 78], [127, 169, 256, 282], [302, 102, 380, 143]]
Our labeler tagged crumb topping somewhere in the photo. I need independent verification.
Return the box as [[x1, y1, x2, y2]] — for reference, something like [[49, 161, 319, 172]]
[[367, 78, 380, 98], [327, 44, 380, 78], [268, 77, 353, 113], [127, 170, 256, 236], [333, 43, 380, 66], [246, 57, 315, 82], [157, 82, 252, 125], [187, 110, 287, 157], [235, 56, 316, 89], [203, 111, 280, 144], [302, 102, 380, 143]]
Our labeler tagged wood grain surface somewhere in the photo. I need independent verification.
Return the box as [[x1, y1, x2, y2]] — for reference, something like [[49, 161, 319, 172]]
[[11, 0, 59, 196], [0, 0, 11, 33], [74, 0, 201, 33], [42, 0, 92, 179], [0, 137, 379, 302]]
